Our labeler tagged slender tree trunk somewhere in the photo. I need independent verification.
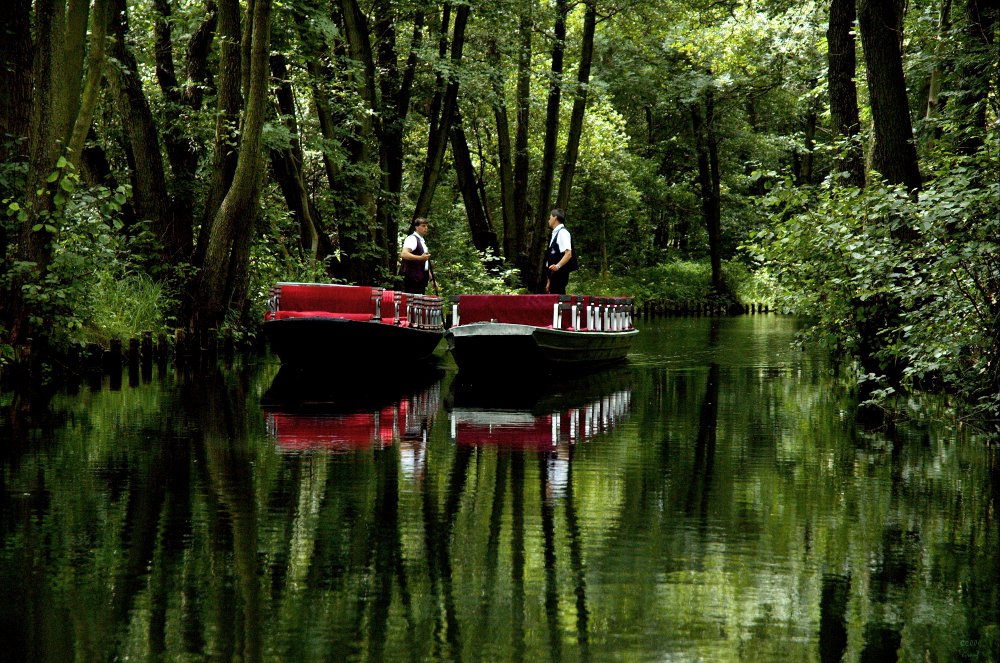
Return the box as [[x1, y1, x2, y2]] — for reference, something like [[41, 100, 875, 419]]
[[67, 0, 110, 168], [194, 0, 242, 269], [107, 0, 179, 265], [450, 114, 501, 259], [795, 87, 818, 186], [555, 0, 597, 211], [337, 0, 383, 283], [374, 1, 422, 272], [413, 4, 471, 221], [858, 0, 922, 192], [191, 0, 272, 330], [268, 53, 331, 261], [925, 0, 953, 119], [528, 0, 567, 291], [151, 0, 204, 261], [0, 0, 34, 327], [487, 37, 516, 263], [955, 0, 998, 155], [513, 0, 533, 262], [827, 0, 866, 186], [691, 90, 722, 294]]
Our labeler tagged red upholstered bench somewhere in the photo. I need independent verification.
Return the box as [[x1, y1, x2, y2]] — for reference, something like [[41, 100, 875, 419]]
[[265, 283, 381, 322], [454, 294, 565, 328]]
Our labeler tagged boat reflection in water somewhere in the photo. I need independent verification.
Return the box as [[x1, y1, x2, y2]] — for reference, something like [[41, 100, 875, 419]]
[[447, 368, 633, 450], [261, 367, 443, 459]]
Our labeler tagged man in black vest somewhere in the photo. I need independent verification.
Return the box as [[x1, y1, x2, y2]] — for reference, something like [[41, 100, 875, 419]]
[[400, 218, 433, 294], [545, 209, 573, 294]]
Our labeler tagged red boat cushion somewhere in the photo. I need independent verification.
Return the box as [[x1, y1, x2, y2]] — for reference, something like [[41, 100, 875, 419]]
[[271, 311, 374, 321], [278, 284, 376, 314], [456, 294, 562, 327]]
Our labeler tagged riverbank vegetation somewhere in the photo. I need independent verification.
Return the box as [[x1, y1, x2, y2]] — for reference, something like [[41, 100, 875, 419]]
[[1, 0, 996, 419]]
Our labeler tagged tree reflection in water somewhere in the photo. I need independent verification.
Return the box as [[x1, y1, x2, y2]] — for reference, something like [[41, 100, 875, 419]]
[[1, 316, 998, 661]]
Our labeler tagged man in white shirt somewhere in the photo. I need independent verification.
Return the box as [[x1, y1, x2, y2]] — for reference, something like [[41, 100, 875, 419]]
[[545, 209, 573, 294], [400, 218, 433, 294]]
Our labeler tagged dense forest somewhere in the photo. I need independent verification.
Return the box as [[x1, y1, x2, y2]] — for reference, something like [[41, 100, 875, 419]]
[[0, 0, 997, 417]]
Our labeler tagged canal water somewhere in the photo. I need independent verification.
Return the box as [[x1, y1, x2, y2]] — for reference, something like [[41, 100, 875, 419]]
[[2, 316, 998, 662]]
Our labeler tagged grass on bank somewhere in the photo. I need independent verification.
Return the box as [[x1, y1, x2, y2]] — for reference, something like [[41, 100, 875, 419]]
[[571, 260, 779, 309], [80, 272, 169, 346]]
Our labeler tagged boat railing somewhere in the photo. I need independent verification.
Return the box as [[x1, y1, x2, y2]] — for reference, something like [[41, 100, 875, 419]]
[[451, 294, 635, 332], [407, 294, 445, 330]]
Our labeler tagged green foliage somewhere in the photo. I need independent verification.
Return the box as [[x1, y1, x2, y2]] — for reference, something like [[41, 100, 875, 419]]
[[571, 259, 775, 306], [415, 203, 523, 297], [750, 148, 1000, 419]]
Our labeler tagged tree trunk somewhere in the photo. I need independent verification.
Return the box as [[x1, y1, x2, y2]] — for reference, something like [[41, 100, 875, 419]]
[[827, 0, 865, 186], [374, 2, 422, 273], [858, 0, 922, 192], [268, 53, 331, 261], [487, 37, 516, 263], [451, 114, 501, 259], [795, 88, 818, 186], [555, 0, 597, 212], [337, 0, 382, 283], [150, 0, 203, 261], [528, 0, 567, 291], [0, 0, 33, 319], [7, 0, 96, 346], [194, 0, 242, 269], [413, 4, 470, 222], [107, 0, 179, 265], [925, 0, 952, 119], [0, 0, 32, 166], [955, 0, 998, 155], [67, 0, 111, 168], [691, 90, 723, 295], [191, 0, 272, 330], [513, 0, 533, 263]]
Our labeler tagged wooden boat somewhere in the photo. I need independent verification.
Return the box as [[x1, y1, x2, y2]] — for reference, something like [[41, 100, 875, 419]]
[[445, 294, 638, 374], [263, 282, 444, 368]]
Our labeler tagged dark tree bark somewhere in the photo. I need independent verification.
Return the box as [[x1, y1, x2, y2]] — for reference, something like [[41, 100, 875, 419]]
[[513, 0, 533, 263], [268, 53, 333, 262], [486, 36, 517, 263], [555, 0, 597, 211], [954, 0, 998, 155], [924, 0, 952, 120], [336, 0, 382, 284], [528, 0, 567, 291], [795, 86, 818, 186], [827, 0, 865, 186], [194, 0, 242, 269], [450, 114, 501, 259], [0, 0, 33, 164], [151, 0, 209, 262], [413, 3, 471, 222], [858, 0, 922, 192], [374, 2, 423, 272], [0, 0, 34, 341], [691, 88, 723, 295], [191, 0, 272, 330], [7, 0, 97, 345]]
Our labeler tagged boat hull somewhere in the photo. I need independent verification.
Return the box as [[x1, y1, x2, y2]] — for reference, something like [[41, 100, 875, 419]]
[[265, 317, 443, 368], [445, 322, 638, 374]]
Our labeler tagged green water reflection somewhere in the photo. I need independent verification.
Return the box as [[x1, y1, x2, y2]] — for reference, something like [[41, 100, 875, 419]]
[[1, 316, 998, 662]]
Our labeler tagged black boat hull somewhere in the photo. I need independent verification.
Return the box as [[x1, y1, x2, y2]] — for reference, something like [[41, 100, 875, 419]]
[[265, 317, 443, 368], [445, 322, 638, 374]]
